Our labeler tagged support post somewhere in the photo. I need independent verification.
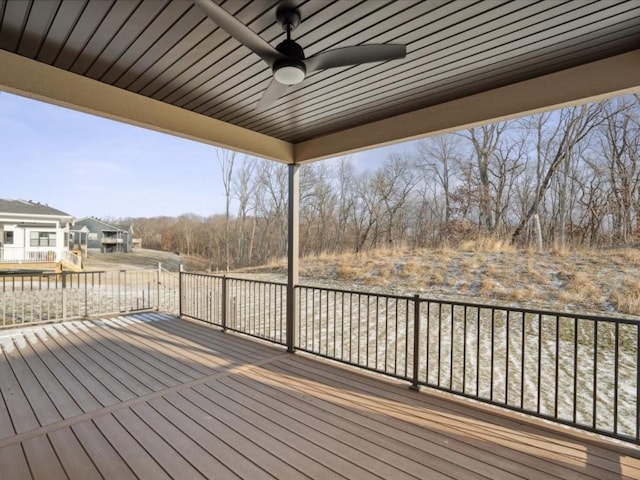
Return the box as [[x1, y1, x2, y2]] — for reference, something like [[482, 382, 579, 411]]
[[286, 164, 299, 353], [410, 294, 421, 391]]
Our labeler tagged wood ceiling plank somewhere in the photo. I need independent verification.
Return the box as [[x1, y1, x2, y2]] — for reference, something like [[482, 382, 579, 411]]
[[16, 0, 59, 59], [77, 0, 168, 78], [96, 0, 192, 84], [231, 0, 520, 129], [142, 0, 272, 102], [253, 2, 640, 140], [294, 50, 640, 162], [37, 0, 88, 64], [111, 4, 207, 88], [53, 0, 118, 70], [0, 0, 30, 52]]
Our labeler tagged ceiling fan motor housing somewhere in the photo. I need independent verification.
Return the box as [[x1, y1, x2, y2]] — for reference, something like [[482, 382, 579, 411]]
[[273, 38, 306, 84]]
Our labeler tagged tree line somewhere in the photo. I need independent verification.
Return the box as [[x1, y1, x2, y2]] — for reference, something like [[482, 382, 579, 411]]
[[116, 94, 640, 271]]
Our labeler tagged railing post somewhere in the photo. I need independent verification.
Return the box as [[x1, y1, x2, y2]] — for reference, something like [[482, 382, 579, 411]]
[[178, 264, 184, 317], [410, 294, 421, 391], [84, 273, 88, 318], [221, 275, 227, 331], [61, 271, 67, 320], [157, 262, 161, 311]]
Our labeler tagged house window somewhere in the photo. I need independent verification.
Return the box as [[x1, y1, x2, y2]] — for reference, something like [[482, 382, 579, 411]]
[[30, 231, 56, 247], [88, 233, 98, 241], [2, 231, 13, 245]]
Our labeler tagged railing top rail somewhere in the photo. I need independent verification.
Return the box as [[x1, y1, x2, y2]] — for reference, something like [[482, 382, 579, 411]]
[[416, 296, 640, 324], [297, 283, 415, 302], [181, 271, 639, 324], [297, 282, 640, 323], [182, 271, 286, 287]]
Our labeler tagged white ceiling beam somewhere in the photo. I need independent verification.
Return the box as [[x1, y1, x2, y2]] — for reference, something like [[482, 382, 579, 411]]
[[0, 50, 294, 164], [294, 50, 640, 163]]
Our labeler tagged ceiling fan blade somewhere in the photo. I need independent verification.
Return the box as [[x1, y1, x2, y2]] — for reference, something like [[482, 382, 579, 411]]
[[255, 78, 291, 111], [304, 44, 406, 73], [195, 0, 281, 67]]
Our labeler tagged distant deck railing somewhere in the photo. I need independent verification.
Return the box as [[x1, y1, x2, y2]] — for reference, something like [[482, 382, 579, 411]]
[[0, 247, 56, 263], [0, 266, 179, 325], [180, 272, 640, 445], [60, 249, 82, 268]]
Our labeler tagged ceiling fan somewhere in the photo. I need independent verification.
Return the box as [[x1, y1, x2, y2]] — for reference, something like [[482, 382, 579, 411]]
[[195, 0, 407, 111]]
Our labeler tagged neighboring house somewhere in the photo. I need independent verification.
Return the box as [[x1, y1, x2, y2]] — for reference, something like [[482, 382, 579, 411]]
[[0, 199, 79, 269], [73, 217, 133, 253]]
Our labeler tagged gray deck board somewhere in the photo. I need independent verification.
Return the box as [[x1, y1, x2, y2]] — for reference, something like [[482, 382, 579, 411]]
[[0, 312, 638, 479]]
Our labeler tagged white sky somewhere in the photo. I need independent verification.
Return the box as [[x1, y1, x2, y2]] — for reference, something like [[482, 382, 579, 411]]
[[0, 92, 400, 219]]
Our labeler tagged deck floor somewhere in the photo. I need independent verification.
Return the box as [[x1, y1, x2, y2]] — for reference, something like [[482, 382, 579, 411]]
[[0, 313, 638, 479]]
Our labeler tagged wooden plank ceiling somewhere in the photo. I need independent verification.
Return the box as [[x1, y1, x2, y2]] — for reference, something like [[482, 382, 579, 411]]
[[0, 0, 639, 162]]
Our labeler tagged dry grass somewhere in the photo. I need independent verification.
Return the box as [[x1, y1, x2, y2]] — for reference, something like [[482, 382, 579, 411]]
[[235, 244, 640, 318], [459, 236, 517, 253], [610, 278, 640, 316]]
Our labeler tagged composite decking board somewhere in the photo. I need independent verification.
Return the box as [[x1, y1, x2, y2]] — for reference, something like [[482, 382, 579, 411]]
[[16, 332, 86, 419], [147, 313, 287, 365], [161, 391, 307, 480], [35, 326, 123, 406], [51, 323, 155, 397], [266, 355, 638, 479], [1, 314, 639, 479], [148, 395, 281, 480], [112, 407, 208, 480], [44, 324, 138, 403], [130, 400, 241, 479], [0, 443, 31, 479], [117, 315, 269, 374], [112, 315, 241, 375], [48, 428, 103, 480], [214, 374, 454, 480], [220, 372, 517, 480], [92, 413, 174, 480], [295, 353, 640, 475], [261, 359, 625, 480], [190, 382, 388, 480], [178, 387, 347, 479], [71, 420, 138, 480], [22, 434, 68, 480], [236, 363, 560, 480], [263, 358, 620, 470], [58, 321, 171, 392], [0, 388, 15, 439], [71, 319, 191, 387], [92, 316, 210, 381], [24, 329, 103, 413], [143, 313, 282, 364], [3, 337, 64, 428], [0, 345, 39, 436]]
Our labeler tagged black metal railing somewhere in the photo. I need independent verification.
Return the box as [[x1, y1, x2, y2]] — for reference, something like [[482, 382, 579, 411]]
[[0, 267, 179, 326], [296, 285, 416, 381], [179, 271, 640, 445], [180, 273, 286, 345]]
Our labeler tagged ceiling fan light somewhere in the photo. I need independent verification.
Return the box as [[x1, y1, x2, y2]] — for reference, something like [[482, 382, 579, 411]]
[[273, 63, 306, 85]]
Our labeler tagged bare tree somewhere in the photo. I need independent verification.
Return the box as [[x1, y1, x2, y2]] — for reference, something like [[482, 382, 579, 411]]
[[217, 148, 236, 270], [512, 103, 604, 244], [599, 96, 640, 243], [415, 134, 461, 224], [464, 122, 509, 232]]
